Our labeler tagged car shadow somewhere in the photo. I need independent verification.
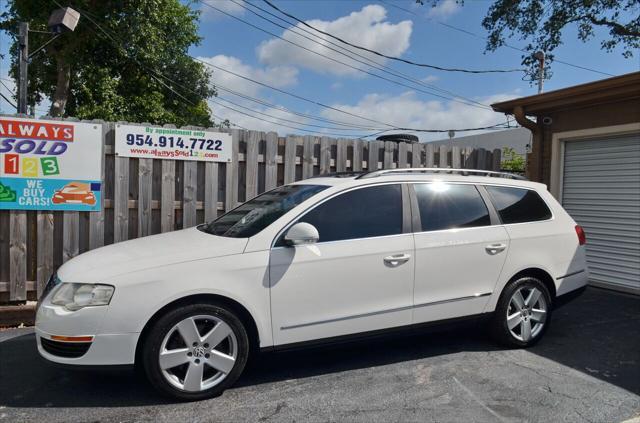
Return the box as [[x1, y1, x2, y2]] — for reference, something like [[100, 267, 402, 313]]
[[236, 287, 640, 395], [527, 287, 640, 395], [0, 287, 637, 408]]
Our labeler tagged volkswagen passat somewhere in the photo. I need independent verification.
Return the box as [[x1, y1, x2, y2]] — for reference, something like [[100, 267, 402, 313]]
[[36, 168, 588, 400]]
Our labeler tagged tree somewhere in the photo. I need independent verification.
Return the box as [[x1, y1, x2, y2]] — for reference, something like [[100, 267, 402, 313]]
[[501, 147, 525, 172], [0, 0, 217, 127], [481, 0, 639, 77]]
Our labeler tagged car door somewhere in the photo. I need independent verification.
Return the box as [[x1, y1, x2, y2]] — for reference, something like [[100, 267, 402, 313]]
[[269, 183, 414, 346], [410, 182, 510, 324]]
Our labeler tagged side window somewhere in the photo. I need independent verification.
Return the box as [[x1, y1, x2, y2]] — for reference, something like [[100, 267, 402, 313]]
[[296, 184, 403, 243], [414, 183, 491, 232], [485, 186, 552, 224]]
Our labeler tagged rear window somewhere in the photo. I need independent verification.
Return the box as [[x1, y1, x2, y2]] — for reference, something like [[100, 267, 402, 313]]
[[485, 186, 552, 224]]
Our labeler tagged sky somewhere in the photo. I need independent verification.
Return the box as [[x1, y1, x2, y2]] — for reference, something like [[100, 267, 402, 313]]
[[0, 0, 638, 142]]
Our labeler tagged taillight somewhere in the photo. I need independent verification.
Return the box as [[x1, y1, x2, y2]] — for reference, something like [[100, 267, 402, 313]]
[[575, 225, 586, 245]]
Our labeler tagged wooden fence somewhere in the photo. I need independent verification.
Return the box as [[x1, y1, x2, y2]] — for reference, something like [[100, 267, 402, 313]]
[[0, 121, 502, 303]]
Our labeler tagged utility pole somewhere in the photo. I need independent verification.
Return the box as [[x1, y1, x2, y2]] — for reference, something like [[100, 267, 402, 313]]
[[17, 22, 29, 114], [448, 129, 455, 148], [534, 51, 545, 94]]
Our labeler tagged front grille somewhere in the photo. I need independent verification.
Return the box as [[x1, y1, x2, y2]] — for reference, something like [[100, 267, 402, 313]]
[[41, 338, 91, 358]]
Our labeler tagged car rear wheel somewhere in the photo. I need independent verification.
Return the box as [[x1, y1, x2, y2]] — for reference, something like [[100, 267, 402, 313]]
[[490, 276, 552, 347], [141, 303, 249, 401]]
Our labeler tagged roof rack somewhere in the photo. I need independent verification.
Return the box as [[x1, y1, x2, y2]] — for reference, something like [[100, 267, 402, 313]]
[[311, 171, 367, 179], [356, 168, 527, 180]]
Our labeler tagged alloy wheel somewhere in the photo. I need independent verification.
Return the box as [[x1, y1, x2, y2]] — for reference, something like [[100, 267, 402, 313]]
[[158, 315, 238, 392], [506, 286, 548, 342]]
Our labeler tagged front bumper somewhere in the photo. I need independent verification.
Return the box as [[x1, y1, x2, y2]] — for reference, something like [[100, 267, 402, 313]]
[[36, 297, 139, 366], [36, 328, 139, 366]]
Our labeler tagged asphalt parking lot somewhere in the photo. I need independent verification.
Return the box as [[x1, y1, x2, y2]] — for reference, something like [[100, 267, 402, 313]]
[[1, 287, 639, 423]]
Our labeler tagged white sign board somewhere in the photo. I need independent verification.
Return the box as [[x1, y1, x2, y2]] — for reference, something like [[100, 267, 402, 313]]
[[115, 124, 232, 162], [0, 117, 102, 211]]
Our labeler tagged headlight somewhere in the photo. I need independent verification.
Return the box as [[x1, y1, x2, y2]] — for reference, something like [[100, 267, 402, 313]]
[[50, 283, 115, 311]]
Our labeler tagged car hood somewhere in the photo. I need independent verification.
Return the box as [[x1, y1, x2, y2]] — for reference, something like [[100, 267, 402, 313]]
[[57, 227, 248, 283]]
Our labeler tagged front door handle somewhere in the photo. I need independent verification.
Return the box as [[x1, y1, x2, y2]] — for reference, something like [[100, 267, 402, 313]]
[[384, 253, 411, 267], [485, 243, 507, 255]]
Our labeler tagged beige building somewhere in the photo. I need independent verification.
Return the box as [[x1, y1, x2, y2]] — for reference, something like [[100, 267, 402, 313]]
[[492, 72, 640, 294]]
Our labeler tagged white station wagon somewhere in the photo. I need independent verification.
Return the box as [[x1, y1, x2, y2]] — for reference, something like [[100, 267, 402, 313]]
[[36, 168, 588, 400]]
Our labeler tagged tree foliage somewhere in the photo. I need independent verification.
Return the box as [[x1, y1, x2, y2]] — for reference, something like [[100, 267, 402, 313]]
[[501, 147, 525, 172], [1, 0, 218, 127], [481, 0, 639, 77], [418, 0, 638, 78]]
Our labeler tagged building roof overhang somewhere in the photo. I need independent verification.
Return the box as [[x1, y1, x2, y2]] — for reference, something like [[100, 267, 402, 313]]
[[491, 71, 640, 116]]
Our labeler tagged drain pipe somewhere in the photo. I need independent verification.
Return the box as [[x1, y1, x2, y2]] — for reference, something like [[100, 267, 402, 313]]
[[512, 106, 542, 181]]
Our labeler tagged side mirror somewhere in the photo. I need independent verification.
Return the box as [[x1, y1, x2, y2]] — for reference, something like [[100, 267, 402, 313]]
[[284, 222, 319, 246]]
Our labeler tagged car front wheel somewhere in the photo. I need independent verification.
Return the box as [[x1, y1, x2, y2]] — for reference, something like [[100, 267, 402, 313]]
[[141, 303, 249, 401], [490, 276, 552, 347]]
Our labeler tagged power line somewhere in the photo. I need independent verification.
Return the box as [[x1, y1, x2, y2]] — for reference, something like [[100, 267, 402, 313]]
[[198, 60, 398, 128], [209, 98, 380, 137], [379, 0, 614, 77], [198, 0, 492, 110], [222, 0, 491, 110], [214, 84, 383, 130], [0, 91, 17, 110], [261, 0, 524, 75], [75, 6, 389, 138], [57, 2, 515, 136], [216, 96, 383, 131], [70, 4, 393, 135], [229, 0, 490, 109], [198, 60, 514, 134], [69, 4, 238, 129]]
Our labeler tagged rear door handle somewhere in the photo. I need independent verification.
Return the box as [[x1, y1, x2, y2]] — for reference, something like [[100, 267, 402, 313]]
[[485, 243, 507, 255], [384, 253, 411, 267]]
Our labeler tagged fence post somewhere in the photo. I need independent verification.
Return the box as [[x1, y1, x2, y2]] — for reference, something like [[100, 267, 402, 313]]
[[398, 142, 408, 168], [114, 122, 130, 242], [183, 160, 197, 229], [452, 146, 461, 169], [89, 120, 106, 249], [439, 145, 448, 168], [425, 143, 435, 167], [303, 135, 315, 178], [9, 211, 27, 302], [492, 148, 502, 171], [411, 143, 423, 167], [161, 160, 175, 233], [224, 129, 241, 211], [264, 132, 278, 191], [245, 130, 260, 199], [352, 139, 363, 171]]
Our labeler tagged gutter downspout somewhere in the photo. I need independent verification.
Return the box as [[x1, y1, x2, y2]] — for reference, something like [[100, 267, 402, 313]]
[[512, 106, 542, 181]]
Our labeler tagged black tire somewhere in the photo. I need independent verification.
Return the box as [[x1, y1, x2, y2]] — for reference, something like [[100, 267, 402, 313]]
[[141, 303, 250, 401], [489, 276, 552, 348]]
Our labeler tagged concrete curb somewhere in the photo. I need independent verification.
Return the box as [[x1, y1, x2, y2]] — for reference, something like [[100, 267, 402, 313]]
[[0, 304, 36, 328]]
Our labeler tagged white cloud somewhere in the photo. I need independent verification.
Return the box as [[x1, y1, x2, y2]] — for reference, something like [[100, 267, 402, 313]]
[[421, 75, 439, 83], [427, 0, 461, 19], [209, 100, 312, 135], [199, 0, 245, 21], [320, 91, 518, 141], [197, 55, 305, 133], [257, 5, 412, 76], [198, 54, 298, 98]]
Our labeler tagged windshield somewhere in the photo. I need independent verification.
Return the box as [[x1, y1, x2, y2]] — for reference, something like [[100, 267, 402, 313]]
[[199, 184, 328, 238]]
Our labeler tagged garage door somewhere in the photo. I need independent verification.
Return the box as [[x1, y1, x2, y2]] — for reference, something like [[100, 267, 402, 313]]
[[562, 134, 640, 294]]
